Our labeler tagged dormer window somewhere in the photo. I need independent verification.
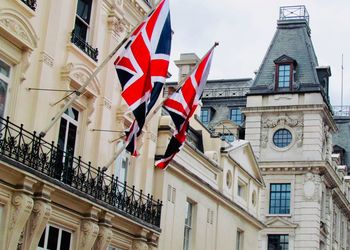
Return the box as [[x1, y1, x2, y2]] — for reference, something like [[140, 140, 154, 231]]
[[274, 55, 297, 90]]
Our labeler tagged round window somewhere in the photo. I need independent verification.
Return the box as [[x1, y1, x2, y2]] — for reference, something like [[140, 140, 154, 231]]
[[226, 170, 232, 189], [273, 129, 292, 148]]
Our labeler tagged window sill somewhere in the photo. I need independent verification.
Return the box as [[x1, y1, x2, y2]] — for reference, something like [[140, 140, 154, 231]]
[[67, 43, 98, 69], [266, 214, 292, 217], [14, 0, 36, 17]]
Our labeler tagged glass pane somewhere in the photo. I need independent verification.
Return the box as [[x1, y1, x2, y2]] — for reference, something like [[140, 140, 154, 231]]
[[58, 119, 67, 151], [38, 227, 46, 247], [67, 123, 77, 155], [0, 79, 8, 118], [0, 60, 10, 78], [60, 230, 71, 250], [76, 0, 92, 23], [47, 226, 59, 250]]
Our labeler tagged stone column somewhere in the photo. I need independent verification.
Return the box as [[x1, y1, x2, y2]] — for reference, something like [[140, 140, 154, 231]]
[[24, 184, 54, 250]]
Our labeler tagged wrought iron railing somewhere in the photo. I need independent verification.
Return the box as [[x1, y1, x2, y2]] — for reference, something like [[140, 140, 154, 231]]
[[279, 5, 309, 23], [333, 106, 350, 117], [71, 30, 99, 62], [0, 117, 161, 227], [21, 0, 37, 11]]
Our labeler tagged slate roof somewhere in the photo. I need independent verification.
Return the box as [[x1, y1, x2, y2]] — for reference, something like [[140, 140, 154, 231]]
[[250, 18, 327, 95]]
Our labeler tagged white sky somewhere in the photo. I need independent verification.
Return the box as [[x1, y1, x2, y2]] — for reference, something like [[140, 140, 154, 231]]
[[168, 0, 350, 106]]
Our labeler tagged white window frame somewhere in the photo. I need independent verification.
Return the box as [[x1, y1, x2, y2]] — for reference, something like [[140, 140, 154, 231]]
[[183, 200, 194, 250], [236, 229, 244, 250], [74, 0, 94, 42], [0, 59, 12, 118], [114, 142, 129, 185], [59, 107, 79, 154], [38, 224, 72, 250]]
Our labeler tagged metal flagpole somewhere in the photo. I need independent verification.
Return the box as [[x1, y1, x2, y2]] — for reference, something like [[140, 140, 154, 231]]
[[341, 53, 344, 109], [39, 0, 164, 138]]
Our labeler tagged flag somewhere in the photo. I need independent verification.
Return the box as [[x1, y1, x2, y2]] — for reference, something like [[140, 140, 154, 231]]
[[114, 0, 172, 156], [156, 45, 216, 169]]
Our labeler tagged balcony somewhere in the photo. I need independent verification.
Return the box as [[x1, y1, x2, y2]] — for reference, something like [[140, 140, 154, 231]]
[[0, 117, 162, 228], [71, 30, 99, 62], [21, 0, 37, 11], [202, 87, 251, 99], [279, 5, 309, 23]]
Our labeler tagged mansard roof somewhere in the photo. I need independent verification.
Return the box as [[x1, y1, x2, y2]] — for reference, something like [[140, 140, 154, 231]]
[[251, 18, 323, 94]]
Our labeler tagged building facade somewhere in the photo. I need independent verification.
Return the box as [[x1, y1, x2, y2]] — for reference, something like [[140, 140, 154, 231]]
[[198, 6, 350, 250], [0, 0, 265, 250]]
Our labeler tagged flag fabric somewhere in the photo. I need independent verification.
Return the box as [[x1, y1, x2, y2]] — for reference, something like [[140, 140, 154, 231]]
[[156, 45, 216, 169], [114, 0, 172, 156]]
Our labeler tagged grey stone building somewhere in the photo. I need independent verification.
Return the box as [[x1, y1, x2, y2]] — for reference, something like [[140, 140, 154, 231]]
[[174, 5, 350, 250]]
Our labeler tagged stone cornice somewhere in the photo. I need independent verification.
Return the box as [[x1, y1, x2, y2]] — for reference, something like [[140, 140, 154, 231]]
[[332, 188, 350, 217]]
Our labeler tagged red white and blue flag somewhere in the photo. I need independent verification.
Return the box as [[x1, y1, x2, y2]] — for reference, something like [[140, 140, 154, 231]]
[[114, 0, 172, 156], [156, 45, 216, 169]]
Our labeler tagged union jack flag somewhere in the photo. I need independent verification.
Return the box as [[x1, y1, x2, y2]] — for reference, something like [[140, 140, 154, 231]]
[[156, 45, 216, 169], [114, 0, 172, 155]]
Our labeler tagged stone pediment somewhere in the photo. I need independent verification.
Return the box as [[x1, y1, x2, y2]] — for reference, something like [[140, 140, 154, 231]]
[[265, 217, 298, 229], [273, 54, 297, 65]]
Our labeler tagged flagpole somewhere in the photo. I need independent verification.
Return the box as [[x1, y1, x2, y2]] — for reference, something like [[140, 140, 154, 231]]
[[39, 0, 165, 138]]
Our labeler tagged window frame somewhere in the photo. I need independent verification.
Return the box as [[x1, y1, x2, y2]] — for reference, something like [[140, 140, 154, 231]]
[[38, 224, 72, 250], [183, 200, 194, 250], [74, 0, 93, 42], [236, 229, 244, 250], [200, 108, 210, 125], [58, 107, 80, 157], [267, 234, 289, 250], [114, 142, 129, 185], [229, 107, 244, 125], [275, 63, 293, 89], [269, 183, 291, 215], [272, 128, 293, 148], [0, 59, 12, 118]]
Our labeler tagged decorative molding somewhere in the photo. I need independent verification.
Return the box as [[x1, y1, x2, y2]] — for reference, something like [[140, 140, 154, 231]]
[[132, 239, 148, 250], [79, 220, 99, 250], [26, 200, 52, 249], [7, 192, 34, 250], [40, 51, 54, 67], [93, 225, 113, 250], [303, 172, 321, 201], [261, 114, 304, 148]]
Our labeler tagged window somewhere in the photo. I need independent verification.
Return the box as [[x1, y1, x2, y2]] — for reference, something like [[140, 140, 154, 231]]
[[183, 201, 193, 250], [222, 134, 234, 143], [0, 59, 11, 118], [268, 235, 289, 250], [58, 108, 79, 156], [237, 180, 246, 199], [114, 145, 129, 184], [230, 108, 244, 125], [108, 247, 123, 250], [277, 64, 291, 88], [200, 108, 210, 124], [38, 225, 72, 250], [269, 183, 291, 214], [74, 0, 92, 41], [273, 129, 292, 148], [333, 211, 338, 240], [236, 230, 243, 250]]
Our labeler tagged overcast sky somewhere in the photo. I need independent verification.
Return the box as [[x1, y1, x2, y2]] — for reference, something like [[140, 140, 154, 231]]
[[167, 0, 350, 106]]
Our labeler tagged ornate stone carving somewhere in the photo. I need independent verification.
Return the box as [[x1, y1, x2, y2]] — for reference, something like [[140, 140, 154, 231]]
[[133, 240, 148, 250], [261, 114, 304, 148], [40, 51, 54, 67], [7, 193, 34, 250], [93, 226, 113, 250], [322, 124, 332, 161], [0, 18, 30, 44], [26, 200, 52, 250], [303, 173, 321, 201], [79, 220, 99, 250]]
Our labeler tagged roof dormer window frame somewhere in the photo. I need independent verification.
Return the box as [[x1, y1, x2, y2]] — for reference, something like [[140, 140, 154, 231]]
[[274, 55, 297, 91]]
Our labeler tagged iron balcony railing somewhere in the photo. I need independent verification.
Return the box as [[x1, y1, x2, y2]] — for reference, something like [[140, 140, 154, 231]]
[[21, 0, 37, 11], [71, 30, 99, 62], [0, 117, 162, 227], [202, 87, 250, 99], [279, 5, 309, 23], [333, 106, 350, 117]]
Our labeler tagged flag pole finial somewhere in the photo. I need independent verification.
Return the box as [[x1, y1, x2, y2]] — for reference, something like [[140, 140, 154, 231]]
[[214, 42, 219, 47]]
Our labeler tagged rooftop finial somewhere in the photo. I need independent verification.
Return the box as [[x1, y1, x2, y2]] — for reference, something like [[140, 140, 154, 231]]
[[279, 5, 309, 24]]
